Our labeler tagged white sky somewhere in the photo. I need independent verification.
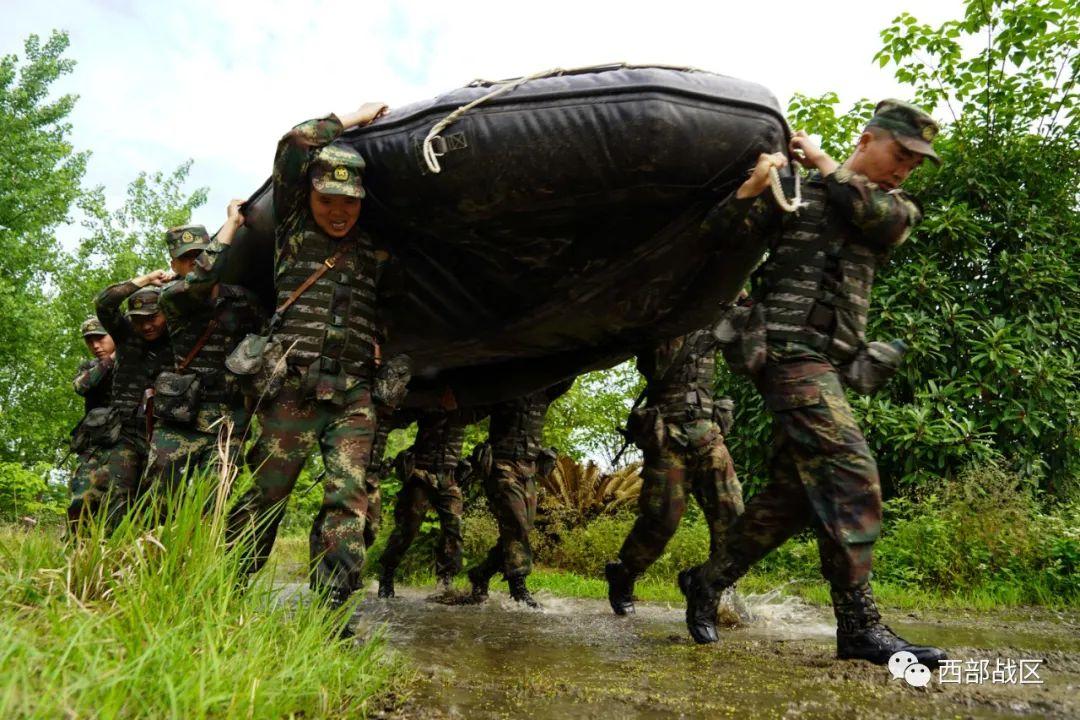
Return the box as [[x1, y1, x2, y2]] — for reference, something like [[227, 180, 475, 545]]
[[3, 0, 965, 239]]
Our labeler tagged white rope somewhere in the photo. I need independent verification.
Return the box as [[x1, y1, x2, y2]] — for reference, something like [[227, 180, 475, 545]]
[[768, 150, 808, 213], [422, 67, 566, 173]]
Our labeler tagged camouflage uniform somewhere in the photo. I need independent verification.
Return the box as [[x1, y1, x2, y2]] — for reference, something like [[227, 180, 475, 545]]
[[616, 330, 744, 577], [67, 318, 115, 526], [148, 226, 263, 491], [92, 283, 171, 526], [226, 115, 381, 599], [470, 381, 571, 588], [684, 101, 946, 666], [380, 411, 468, 583]]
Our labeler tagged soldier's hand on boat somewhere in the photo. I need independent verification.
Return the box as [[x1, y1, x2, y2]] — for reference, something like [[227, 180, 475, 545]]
[[340, 103, 390, 129], [737, 152, 788, 199], [226, 199, 246, 227], [789, 131, 837, 175]]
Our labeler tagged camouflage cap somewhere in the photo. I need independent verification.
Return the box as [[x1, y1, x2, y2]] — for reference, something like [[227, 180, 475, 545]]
[[126, 286, 163, 316], [867, 99, 941, 164], [164, 224, 211, 258], [309, 143, 366, 198], [80, 316, 108, 337]]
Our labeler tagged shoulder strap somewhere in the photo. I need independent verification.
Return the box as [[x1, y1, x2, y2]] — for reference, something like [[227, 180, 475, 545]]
[[178, 315, 220, 371], [274, 239, 355, 317]]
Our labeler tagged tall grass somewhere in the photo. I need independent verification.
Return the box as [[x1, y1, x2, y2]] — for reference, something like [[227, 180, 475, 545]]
[[0, 466, 393, 719]]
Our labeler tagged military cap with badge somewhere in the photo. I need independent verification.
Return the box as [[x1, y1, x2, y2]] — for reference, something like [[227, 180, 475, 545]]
[[310, 143, 367, 198], [126, 286, 164, 317], [80, 316, 109, 337], [164, 224, 212, 259], [867, 99, 941, 164]]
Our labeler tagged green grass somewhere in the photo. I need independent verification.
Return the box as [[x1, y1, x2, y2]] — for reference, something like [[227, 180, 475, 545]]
[[0, 475, 394, 719]]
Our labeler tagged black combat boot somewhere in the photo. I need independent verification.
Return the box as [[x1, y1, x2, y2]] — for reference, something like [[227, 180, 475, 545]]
[[605, 561, 637, 616], [508, 575, 541, 609], [467, 565, 490, 603], [678, 567, 721, 644], [377, 569, 395, 599], [323, 585, 356, 640], [833, 585, 947, 668]]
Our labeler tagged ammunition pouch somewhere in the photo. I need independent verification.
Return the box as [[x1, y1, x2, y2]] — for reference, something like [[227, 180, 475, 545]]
[[152, 371, 202, 425], [73, 407, 122, 451], [373, 353, 412, 409], [713, 396, 735, 437], [536, 447, 558, 479], [626, 406, 666, 453], [840, 340, 907, 395], [225, 333, 286, 400], [714, 302, 766, 377]]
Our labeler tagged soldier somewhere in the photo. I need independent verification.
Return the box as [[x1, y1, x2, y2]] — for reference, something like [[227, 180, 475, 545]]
[[678, 100, 947, 667], [93, 271, 173, 527], [225, 102, 389, 622], [378, 411, 469, 597], [605, 329, 743, 615], [468, 381, 572, 608], [147, 207, 263, 493], [66, 317, 116, 528]]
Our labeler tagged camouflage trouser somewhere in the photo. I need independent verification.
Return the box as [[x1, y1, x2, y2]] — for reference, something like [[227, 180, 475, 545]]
[[473, 459, 538, 581], [700, 360, 881, 590], [146, 415, 245, 494], [619, 420, 744, 576], [226, 374, 376, 595], [379, 469, 464, 579], [67, 429, 148, 531]]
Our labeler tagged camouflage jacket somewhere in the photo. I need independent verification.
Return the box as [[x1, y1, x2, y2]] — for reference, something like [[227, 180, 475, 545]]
[[73, 356, 114, 414], [160, 240, 264, 419], [701, 168, 922, 364], [95, 281, 171, 430]]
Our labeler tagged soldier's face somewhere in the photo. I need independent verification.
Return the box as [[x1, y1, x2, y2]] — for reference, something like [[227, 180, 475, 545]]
[[132, 312, 167, 341], [170, 250, 201, 277], [84, 334, 115, 359], [309, 190, 362, 238], [848, 131, 924, 191]]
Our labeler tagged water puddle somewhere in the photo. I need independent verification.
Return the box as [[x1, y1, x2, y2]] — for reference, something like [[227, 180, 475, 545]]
[[329, 584, 1079, 719]]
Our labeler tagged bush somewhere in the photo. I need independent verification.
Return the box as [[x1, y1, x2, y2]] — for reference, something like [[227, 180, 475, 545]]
[[0, 462, 65, 522]]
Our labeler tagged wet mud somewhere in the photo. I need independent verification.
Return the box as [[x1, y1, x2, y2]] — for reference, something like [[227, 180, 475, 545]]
[[336, 585, 1080, 719]]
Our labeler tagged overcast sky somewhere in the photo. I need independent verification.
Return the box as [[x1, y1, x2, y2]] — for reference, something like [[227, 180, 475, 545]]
[[4, 0, 964, 240]]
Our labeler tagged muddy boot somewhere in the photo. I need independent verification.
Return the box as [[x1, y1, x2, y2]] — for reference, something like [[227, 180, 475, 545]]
[[833, 585, 947, 668], [605, 561, 637, 616], [324, 586, 356, 640], [678, 567, 720, 644], [377, 568, 396, 599], [508, 575, 540, 609], [467, 565, 490, 603], [435, 573, 453, 594]]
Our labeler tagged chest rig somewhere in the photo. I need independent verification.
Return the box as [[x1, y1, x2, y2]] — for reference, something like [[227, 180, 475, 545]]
[[170, 284, 259, 406], [112, 336, 168, 427], [759, 177, 889, 364], [647, 329, 718, 423], [490, 394, 549, 462], [274, 229, 378, 378], [413, 415, 466, 475]]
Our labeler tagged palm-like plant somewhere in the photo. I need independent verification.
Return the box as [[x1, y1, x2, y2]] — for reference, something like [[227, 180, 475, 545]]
[[538, 456, 642, 527]]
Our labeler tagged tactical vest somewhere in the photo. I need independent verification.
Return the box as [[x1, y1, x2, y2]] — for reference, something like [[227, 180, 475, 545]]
[[489, 394, 549, 462], [80, 362, 113, 414], [113, 337, 169, 429], [274, 229, 378, 378], [413, 415, 466, 474], [759, 178, 888, 364], [169, 284, 258, 407], [646, 329, 717, 423]]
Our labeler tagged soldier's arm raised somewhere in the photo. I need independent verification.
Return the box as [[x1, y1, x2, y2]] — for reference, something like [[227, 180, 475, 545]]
[[162, 199, 247, 316], [72, 357, 112, 396], [95, 271, 171, 339], [824, 168, 922, 250]]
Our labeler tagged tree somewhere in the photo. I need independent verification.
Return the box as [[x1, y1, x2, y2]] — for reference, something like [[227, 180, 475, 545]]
[[760, 0, 1080, 497], [544, 361, 644, 467]]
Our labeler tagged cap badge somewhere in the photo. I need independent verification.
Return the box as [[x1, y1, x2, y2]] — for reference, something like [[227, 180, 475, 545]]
[[921, 125, 937, 142], [181, 231, 194, 243], [333, 166, 349, 181]]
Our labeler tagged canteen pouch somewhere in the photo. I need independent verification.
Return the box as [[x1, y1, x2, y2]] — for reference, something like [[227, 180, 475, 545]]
[[713, 396, 735, 437], [714, 302, 767, 377], [373, 353, 413, 409], [841, 340, 908, 395], [226, 333, 286, 400], [626, 406, 666, 453], [153, 371, 202, 425], [74, 406, 122, 450]]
